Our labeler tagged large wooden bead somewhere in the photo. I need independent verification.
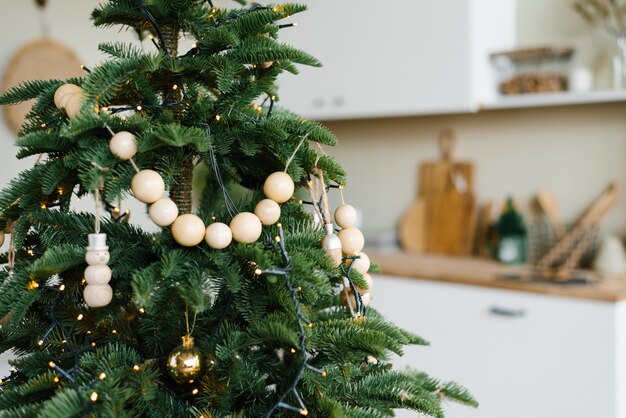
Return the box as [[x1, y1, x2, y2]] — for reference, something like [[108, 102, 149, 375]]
[[109, 131, 137, 160], [205, 222, 233, 249], [230, 212, 262, 244], [0, 231, 4, 247], [64, 93, 84, 119], [171, 214, 206, 247], [131, 170, 165, 204], [254, 199, 281, 225], [83, 284, 113, 308], [149, 198, 179, 227], [334, 204, 358, 229], [322, 224, 342, 267], [349, 252, 371, 274], [354, 273, 374, 294], [263, 172, 295, 203], [338, 227, 365, 256], [84, 265, 112, 285], [54, 84, 82, 108]]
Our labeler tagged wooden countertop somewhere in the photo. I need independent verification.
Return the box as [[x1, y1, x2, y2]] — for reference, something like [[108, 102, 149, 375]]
[[367, 249, 626, 302]]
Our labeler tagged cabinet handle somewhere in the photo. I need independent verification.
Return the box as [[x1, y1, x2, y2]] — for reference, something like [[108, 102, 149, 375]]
[[489, 306, 526, 318]]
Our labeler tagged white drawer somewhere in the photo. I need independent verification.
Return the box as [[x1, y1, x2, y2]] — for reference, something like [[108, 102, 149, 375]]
[[372, 275, 617, 418]]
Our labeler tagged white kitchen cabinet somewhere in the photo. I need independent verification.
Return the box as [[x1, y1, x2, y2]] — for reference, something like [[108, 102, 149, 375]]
[[372, 274, 626, 418], [277, 0, 515, 120]]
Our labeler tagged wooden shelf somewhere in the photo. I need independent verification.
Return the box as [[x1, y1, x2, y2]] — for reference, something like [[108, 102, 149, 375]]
[[477, 90, 626, 111]]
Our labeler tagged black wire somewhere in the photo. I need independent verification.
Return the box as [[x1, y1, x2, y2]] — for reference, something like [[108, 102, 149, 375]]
[[135, 0, 169, 56]]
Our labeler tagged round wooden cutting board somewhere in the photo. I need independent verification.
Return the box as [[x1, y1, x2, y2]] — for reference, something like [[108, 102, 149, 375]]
[[1, 37, 83, 133]]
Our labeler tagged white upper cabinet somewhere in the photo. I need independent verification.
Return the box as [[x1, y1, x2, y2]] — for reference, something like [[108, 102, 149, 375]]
[[277, 0, 516, 120]]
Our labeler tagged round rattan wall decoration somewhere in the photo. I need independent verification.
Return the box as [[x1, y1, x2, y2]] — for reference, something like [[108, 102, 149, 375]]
[[2, 37, 82, 133]]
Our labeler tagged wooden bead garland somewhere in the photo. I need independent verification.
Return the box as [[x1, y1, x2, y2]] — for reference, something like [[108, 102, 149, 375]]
[[205, 222, 233, 249], [83, 233, 113, 308], [230, 212, 263, 244], [104, 120, 296, 248], [148, 198, 179, 227], [263, 172, 295, 204], [254, 199, 281, 226], [171, 214, 206, 247], [131, 170, 165, 204]]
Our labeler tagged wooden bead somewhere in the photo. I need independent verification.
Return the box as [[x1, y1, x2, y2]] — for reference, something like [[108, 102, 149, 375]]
[[85, 250, 110, 266], [322, 224, 342, 267], [109, 131, 137, 160], [84, 265, 112, 285], [64, 93, 84, 119], [171, 214, 206, 247], [54, 84, 81, 108], [254, 199, 281, 225], [149, 198, 179, 227], [131, 170, 165, 204], [349, 252, 370, 274], [83, 284, 113, 308], [205, 222, 233, 249], [0, 231, 4, 247], [230, 212, 262, 244], [263, 172, 295, 203], [354, 273, 374, 294], [338, 227, 365, 256], [334, 204, 358, 229]]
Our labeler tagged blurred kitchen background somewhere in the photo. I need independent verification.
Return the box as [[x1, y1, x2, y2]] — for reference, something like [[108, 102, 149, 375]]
[[3, 1, 626, 417]]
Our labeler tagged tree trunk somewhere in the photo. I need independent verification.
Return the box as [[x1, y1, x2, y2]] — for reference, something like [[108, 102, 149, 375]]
[[159, 24, 194, 214]]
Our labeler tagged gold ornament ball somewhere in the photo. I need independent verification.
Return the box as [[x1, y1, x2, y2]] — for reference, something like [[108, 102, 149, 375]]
[[171, 214, 206, 247], [354, 272, 374, 294], [230, 212, 262, 244], [338, 227, 365, 256], [167, 335, 203, 384], [131, 170, 165, 204], [83, 284, 113, 308], [263, 172, 295, 203], [64, 93, 84, 119], [205, 222, 233, 249], [109, 131, 138, 160], [334, 204, 358, 229], [54, 83, 82, 108], [149, 198, 179, 227], [349, 252, 370, 274], [254, 199, 281, 225]]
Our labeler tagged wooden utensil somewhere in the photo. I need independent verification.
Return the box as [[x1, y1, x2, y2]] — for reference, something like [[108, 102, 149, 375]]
[[418, 130, 474, 196], [537, 189, 565, 239], [398, 199, 425, 253], [399, 130, 477, 255], [537, 181, 622, 279]]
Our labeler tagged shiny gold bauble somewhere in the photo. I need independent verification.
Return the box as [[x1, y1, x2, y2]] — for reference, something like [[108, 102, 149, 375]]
[[166, 335, 203, 384]]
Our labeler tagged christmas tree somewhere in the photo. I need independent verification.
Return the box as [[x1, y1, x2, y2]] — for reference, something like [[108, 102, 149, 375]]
[[0, 1, 476, 417]]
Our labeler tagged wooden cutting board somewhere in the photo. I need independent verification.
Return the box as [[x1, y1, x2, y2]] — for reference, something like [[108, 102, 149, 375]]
[[399, 130, 477, 255]]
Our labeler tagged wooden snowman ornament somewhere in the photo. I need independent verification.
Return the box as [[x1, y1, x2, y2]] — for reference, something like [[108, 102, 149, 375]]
[[83, 233, 113, 308]]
